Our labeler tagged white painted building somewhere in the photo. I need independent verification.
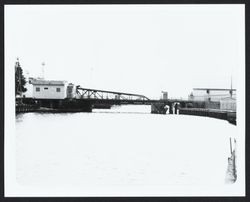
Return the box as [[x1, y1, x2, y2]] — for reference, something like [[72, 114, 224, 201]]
[[30, 79, 68, 99]]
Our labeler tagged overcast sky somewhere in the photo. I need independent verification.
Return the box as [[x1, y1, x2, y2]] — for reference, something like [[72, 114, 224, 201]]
[[5, 5, 244, 99]]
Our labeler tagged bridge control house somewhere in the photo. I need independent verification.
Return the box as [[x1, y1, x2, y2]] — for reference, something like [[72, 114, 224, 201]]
[[30, 79, 68, 99]]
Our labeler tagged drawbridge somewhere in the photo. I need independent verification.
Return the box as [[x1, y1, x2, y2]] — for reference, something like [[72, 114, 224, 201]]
[[76, 85, 150, 101]]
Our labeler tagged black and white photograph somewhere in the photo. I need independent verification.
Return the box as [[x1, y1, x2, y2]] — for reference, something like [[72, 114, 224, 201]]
[[4, 4, 245, 197]]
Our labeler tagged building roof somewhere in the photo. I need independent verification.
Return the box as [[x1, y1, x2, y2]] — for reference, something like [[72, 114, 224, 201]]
[[193, 88, 236, 91], [31, 79, 67, 86], [220, 97, 236, 101]]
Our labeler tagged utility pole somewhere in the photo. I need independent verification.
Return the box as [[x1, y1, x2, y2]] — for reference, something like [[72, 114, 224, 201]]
[[230, 76, 233, 98]]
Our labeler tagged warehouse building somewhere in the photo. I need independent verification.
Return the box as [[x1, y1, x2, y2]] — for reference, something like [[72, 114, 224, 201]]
[[220, 97, 236, 111], [188, 88, 236, 102], [188, 88, 237, 111]]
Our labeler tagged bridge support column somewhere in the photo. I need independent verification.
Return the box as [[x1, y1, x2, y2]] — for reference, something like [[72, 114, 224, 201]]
[[151, 103, 167, 114], [169, 103, 173, 114]]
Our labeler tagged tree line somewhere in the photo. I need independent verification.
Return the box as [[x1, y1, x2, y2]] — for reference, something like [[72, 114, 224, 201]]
[[15, 58, 27, 96]]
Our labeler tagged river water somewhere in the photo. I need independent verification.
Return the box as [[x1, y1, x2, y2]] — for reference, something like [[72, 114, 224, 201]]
[[15, 105, 238, 194]]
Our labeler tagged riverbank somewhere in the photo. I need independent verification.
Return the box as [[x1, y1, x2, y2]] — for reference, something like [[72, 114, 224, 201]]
[[179, 108, 236, 125]]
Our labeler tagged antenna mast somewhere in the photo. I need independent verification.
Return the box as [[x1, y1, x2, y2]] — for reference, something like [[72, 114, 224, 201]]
[[230, 76, 233, 97], [41, 62, 45, 79]]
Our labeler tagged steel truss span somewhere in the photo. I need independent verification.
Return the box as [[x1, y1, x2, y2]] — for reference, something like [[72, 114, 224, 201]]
[[76, 86, 150, 101]]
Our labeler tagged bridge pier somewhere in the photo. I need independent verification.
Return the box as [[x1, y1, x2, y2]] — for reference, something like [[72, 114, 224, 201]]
[[169, 103, 173, 114], [61, 99, 92, 112], [35, 99, 93, 112], [151, 103, 167, 114]]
